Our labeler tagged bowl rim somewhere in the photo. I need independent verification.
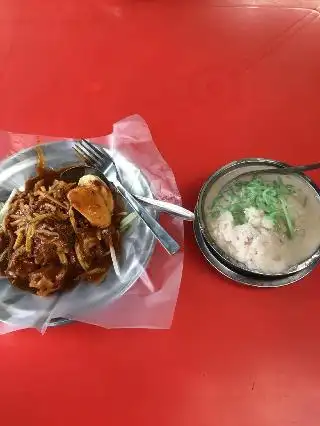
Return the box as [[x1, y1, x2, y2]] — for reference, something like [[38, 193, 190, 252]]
[[196, 158, 320, 277]]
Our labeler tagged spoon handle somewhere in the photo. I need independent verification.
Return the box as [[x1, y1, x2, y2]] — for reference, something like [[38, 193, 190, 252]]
[[134, 194, 195, 221], [249, 162, 320, 176], [112, 178, 180, 255]]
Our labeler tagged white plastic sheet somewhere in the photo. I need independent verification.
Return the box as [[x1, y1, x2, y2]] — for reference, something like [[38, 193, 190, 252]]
[[0, 115, 184, 333]]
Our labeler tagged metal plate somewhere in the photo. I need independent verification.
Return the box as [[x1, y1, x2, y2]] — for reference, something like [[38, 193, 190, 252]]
[[0, 141, 156, 325], [194, 212, 318, 287]]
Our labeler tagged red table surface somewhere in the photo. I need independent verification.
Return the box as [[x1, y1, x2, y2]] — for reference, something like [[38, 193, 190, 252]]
[[1, 1, 320, 425]]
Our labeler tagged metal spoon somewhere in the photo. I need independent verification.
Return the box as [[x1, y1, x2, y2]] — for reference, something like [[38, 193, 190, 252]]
[[61, 165, 194, 221], [232, 162, 320, 181], [72, 141, 180, 255]]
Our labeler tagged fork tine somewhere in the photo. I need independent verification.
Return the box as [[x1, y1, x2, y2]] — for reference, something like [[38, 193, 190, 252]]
[[73, 144, 97, 167], [81, 138, 119, 173], [77, 141, 104, 167], [80, 139, 106, 164]]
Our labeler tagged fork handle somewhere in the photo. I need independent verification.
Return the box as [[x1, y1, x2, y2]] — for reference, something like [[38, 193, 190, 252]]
[[113, 179, 180, 255]]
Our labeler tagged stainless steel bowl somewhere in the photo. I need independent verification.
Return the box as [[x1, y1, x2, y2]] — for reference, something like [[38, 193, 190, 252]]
[[196, 158, 320, 278]]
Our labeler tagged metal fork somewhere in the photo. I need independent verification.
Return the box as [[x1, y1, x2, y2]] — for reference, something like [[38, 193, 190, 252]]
[[74, 140, 180, 255]]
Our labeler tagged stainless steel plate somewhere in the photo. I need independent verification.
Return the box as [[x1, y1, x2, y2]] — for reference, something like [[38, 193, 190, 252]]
[[0, 141, 156, 325], [194, 212, 318, 287]]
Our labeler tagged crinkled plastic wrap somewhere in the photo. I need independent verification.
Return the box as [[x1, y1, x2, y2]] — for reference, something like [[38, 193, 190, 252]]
[[0, 115, 184, 334]]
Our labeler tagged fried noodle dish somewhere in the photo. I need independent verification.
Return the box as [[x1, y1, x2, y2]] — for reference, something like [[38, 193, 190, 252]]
[[0, 150, 123, 296]]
